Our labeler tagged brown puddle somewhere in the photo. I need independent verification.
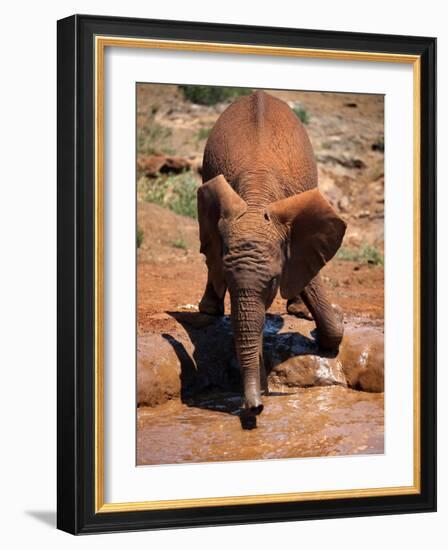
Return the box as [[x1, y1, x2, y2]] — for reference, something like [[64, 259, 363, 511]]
[[137, 386, 383, 465]]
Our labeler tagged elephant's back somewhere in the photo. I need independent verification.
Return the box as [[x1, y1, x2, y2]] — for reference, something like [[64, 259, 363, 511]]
[[202, 91, 317, 197]]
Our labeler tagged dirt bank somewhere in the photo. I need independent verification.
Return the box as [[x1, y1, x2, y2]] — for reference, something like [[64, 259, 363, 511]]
[[137, 312, 384, 408]]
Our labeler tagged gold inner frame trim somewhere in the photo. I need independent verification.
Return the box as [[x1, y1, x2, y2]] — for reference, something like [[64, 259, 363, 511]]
[[94, 35, 421, 514]]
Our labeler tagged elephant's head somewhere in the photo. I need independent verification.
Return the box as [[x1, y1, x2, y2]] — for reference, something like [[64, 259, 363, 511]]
[[198, 175, 346, 414]]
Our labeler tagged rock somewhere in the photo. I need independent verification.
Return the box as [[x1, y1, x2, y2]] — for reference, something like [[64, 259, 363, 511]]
[[137, 313, 384, 406], [137, 154, 192, 176], [317, 154, 366, 170], [338, 329, 384, 392], [137, 313, 240, 406], [357, 210, 371, 219], [338, 196, 350, 212], [187, 156, 203, 174], [137, 337, 182, 407], [269, 354, 347, 389]]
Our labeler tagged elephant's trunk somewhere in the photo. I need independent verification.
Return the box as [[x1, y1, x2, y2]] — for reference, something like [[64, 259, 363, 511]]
[[231, 289, 265, 415]]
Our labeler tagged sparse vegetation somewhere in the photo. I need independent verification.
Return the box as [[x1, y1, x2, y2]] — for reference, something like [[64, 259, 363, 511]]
[[293, 106, 310, 125], [196, 127, 212, 141], [140, 170, 199, 219], [337, 244, 384, 266], [137, 226, 144, 249], [366, 160, 384, 182], [137, 106, 173, 157], [179, 85, 252, 106], [171, 237, 188, 250]]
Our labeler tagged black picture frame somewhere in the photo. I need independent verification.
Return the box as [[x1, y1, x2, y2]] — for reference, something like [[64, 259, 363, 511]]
[[57, 14, 436, 534]]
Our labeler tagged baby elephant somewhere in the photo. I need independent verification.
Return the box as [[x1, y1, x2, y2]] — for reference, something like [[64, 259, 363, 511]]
[[198, 91, 346, 417]]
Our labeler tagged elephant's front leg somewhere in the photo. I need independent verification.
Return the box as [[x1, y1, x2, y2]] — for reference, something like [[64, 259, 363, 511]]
[[198, 247, 226, 316], [199, 276, 225, 316], [300, 274, 344, 350]]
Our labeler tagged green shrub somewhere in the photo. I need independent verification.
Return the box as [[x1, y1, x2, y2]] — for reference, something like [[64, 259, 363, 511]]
[[293, 106, 310, 125], [196, 127, 213, 141], [179, 85, 252, 106], [336, 244, 384, 266], [137, 102, 172, 157], [171, 237, 188, 250], [142, 170, 199, 219], [137, 122, 172, 156], [136, 226, 144, 249]]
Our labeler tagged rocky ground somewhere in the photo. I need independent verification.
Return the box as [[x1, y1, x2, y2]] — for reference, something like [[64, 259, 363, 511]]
[[136, 84, 385, 465]]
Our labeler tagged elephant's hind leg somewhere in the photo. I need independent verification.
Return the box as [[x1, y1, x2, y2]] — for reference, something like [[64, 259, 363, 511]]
[[300, 274, 344, 350]]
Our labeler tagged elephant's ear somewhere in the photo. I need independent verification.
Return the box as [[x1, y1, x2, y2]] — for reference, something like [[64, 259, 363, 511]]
[[266, 189, 346, 300], [197, 175, 247, 297]]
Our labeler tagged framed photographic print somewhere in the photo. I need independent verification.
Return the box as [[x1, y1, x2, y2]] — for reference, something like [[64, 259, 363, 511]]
[[57, 14, 436, 534]]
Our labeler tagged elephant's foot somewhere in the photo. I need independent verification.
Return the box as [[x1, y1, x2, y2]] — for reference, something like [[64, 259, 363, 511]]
[[287, 297, 313, 320], [198, 284, 224, 316]]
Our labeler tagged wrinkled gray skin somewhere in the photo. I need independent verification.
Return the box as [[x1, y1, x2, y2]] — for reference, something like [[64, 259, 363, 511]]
[[197, 91, 346, 417]]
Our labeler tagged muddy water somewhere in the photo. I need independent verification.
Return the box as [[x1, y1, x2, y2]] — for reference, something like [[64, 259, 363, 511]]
[[137, 386, 383, 465]]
